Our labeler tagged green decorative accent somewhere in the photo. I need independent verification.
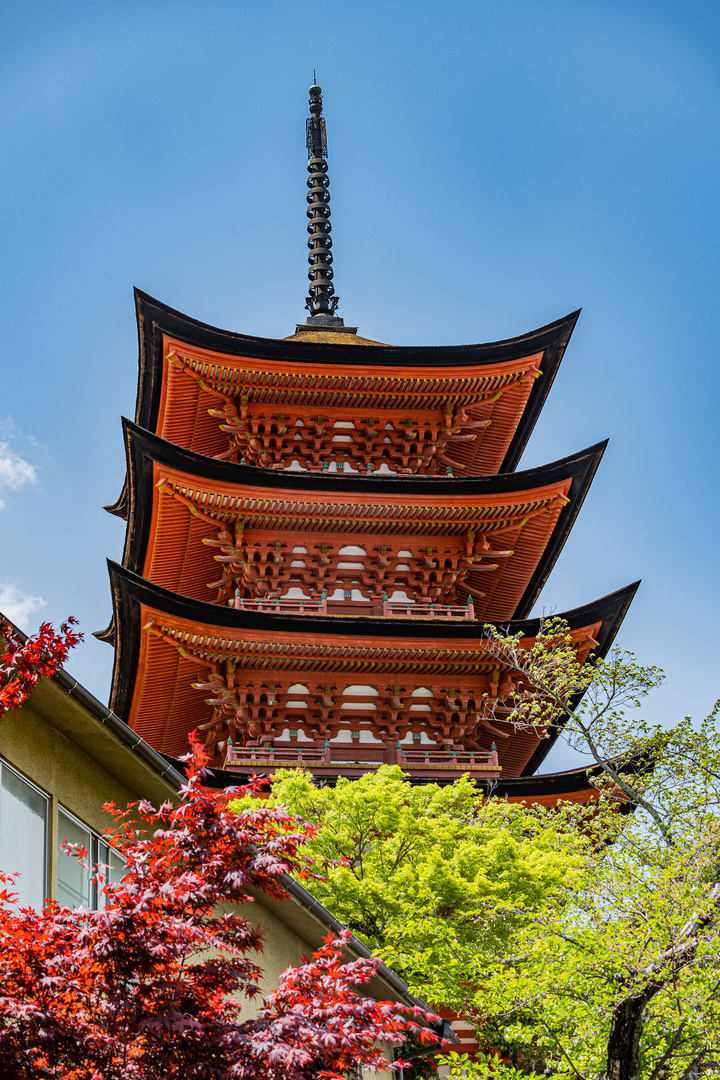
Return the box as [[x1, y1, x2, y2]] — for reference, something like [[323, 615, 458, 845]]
[[446, 466, 453, 476], [490, 741, 497, 752]]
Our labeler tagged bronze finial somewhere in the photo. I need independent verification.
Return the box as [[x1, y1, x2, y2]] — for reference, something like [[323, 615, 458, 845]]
[[304, 80, 344, 326]]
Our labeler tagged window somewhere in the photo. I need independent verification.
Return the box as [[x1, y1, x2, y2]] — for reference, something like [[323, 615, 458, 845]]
[[0, 760, 48, 910], [57, 808, 124, 909]]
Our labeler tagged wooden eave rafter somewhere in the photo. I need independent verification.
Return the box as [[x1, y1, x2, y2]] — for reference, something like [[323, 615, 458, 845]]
[[163, 341, 542, 412], [141, 618, 598, 672], [152, 475, 570, 531], [120, 421, 606, 621], [121, 290, 579, 485], [105, 561, 639, 774]]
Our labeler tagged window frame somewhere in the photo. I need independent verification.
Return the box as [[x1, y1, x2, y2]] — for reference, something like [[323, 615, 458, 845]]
[[0, 757, 50, 909], [56, 805, 124, 909]]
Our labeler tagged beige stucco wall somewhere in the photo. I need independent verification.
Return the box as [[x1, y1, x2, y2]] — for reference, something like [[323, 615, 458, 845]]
[[243, 891, 398, 1075], [0, 675, 178, 899], [245, 895, 317, 1003]]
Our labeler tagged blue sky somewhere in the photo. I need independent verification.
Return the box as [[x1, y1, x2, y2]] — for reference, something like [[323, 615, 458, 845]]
[[1, 0, 718, 771]]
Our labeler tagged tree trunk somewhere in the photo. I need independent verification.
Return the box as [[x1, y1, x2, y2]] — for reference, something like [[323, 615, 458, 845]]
[[606, 985, 660, 1080]]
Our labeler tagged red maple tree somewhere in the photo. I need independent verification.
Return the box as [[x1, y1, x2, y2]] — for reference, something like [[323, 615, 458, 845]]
[[0, 736, 442, 1078], [0, 616, 83, 713]]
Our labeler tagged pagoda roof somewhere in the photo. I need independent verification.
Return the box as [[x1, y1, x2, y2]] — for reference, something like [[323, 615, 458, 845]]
[[491, 758, 644, 808], [129, 290, 579, 476], [166, 752, 641, 807], [103, 560, 638, 776], [118, 420, 606, 622]]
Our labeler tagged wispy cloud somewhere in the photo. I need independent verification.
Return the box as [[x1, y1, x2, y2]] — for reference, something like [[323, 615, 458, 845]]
[[0, 582, 46, 630], [0, 442, 37, 509]]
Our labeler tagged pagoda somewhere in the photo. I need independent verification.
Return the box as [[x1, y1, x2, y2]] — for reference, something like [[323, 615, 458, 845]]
[[100, 82, 638, 801]]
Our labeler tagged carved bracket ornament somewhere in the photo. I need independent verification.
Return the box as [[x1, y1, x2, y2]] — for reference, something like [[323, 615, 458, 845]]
[[200, 524, 512, 609], [166, 351, 541, 476], [189, 669, 526, 765], [141, 618, 599, 768], [154, 475, 572, 618]]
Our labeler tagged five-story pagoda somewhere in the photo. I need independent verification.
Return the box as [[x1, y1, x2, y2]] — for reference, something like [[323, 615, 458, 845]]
[[100, 83, 637, 799]]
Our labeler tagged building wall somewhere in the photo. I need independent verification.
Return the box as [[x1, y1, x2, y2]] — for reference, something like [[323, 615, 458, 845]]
[[0, 675, 178, 903], [244, 891, 396, 1074]]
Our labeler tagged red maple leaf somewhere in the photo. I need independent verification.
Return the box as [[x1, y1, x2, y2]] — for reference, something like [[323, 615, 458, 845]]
[[0, 735, 444, 1078]]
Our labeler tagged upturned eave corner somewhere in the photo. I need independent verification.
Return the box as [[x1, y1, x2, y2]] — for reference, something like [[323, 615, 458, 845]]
[[104, 559, 639, 771], [520, 578, 641, 775]]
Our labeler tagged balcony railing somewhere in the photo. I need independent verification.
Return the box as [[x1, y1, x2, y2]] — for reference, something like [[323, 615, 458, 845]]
[[223, 743, 499, 774], [382, 599, 475, 621], [232, 596, 328, 615], [393, 748, 498, 770], [229, 595, 475, 621], [225, 744, 332, 767]]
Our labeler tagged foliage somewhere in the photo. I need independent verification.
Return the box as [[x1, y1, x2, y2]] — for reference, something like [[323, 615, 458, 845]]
[[231, 765, 593, 1013], [441, 1050, 545, 1080], [469, 623, 720, 1076], [238, 622, 720, 1080], [461, 807, 720, 1080], [0, 737, 441, 1079], [0, 616, 82, 713]]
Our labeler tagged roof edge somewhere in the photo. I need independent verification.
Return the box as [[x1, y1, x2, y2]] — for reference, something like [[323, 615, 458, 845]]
[[106, 559, 639, 734], [134, 287, 581, 359]]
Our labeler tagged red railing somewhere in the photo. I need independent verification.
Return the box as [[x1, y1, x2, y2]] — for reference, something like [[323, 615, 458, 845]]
[[223, 743, 499, 772], [382, 600, 475, 621], [229, 595, 475, 621], [232, 596, 327, 615], [394, 748, 499, 770], [224, 744, 331, 767]]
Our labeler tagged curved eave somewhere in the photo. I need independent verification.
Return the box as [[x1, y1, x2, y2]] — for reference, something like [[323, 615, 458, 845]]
[[119, 419, 605, 621], [160, 753, 645, 808], [495, 753, 649, 805], [521, 580, 639, 775], [133, 289, 579, 473], [105, 560, 639, 742]]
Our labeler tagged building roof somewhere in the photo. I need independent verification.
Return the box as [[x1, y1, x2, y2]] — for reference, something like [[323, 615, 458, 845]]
[[102, 560, 638, 775], [116, 419, 606, 622], [169, 750, 643, 810], [126, 289, 579, 478]]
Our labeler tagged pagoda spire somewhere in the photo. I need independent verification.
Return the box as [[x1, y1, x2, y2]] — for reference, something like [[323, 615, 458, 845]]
[[304, 77, 344, 327]]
